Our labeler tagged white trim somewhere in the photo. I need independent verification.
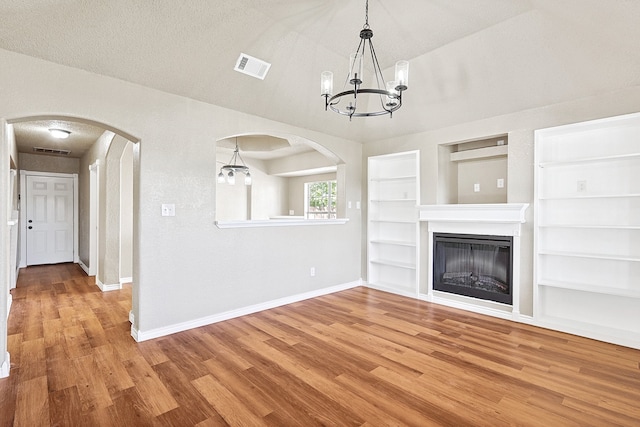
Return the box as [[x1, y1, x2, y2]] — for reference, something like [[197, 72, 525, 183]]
[[419, 292, 514, 320], [0, 353, 9, 378], [216, 218, 349, 228], [89, 160, 100, 277], [6, 293, 11, 319], [418, 203, 529, 223], [95, 278, 121, 292], [533, 317, 640, 350], [78, 260, 90, 275], [132, 280, 362, 342]]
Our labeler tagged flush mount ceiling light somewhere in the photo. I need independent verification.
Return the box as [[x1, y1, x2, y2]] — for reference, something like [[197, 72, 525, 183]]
[[217, 138, 252, 185], [321, 0, 409, 120], [49, 128, 71, 139]]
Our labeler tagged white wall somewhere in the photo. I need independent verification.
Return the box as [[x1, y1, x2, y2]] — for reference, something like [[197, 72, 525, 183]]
[[18, 152, 79, 174], [79, 131, 113, 272], [0, 49, 362, 345]]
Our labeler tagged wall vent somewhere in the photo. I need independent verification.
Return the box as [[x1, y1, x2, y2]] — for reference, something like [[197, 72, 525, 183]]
[[234, 53, 271, 80], [33, 147, 71, 156]]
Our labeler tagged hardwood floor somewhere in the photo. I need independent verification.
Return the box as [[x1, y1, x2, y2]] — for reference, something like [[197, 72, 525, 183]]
[[1, 264, 639, 426]]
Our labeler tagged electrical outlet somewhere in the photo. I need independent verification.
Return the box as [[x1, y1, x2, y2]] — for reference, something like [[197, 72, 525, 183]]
[[474, 183, 480, 192], [161, 204, 175, 216], [310, 267, 316, 277], [577, 180, 587, 192], [497, 178, 505, 188]]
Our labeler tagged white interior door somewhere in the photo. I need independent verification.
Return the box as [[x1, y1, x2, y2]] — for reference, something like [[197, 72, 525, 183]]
[[26, 175, 75, 265]]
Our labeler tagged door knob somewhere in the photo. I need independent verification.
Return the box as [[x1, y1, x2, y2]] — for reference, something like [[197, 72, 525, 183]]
[[28, 226, 33, 229], [28, 219, 33, 223]]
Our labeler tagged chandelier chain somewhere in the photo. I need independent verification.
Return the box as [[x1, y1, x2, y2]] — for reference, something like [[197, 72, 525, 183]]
[[364, 0, 369, 29]]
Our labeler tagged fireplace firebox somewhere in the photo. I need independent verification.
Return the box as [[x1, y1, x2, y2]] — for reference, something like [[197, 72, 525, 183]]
[[433, 233, 513, 305]]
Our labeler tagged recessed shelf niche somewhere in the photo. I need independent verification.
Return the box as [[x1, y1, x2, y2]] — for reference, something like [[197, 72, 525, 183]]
[[438, 135, 508, 204]]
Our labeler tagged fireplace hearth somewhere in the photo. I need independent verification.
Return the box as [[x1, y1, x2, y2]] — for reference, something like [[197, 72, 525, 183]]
[[433, 233, 513, 305]]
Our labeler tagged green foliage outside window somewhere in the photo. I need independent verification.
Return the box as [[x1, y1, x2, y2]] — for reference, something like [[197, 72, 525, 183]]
[[306, 180, 337, 219]]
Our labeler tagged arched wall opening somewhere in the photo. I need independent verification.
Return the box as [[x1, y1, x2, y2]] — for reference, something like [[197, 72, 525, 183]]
[[215, 132, 347, 221], [3, 114, 140, 325]]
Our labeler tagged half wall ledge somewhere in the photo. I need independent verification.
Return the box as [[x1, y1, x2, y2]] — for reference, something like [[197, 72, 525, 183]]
[[215, 218, 349, 228]]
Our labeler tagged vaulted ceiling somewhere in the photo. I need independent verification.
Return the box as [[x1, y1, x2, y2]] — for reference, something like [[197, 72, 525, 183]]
[[1, 0, 639, 144]]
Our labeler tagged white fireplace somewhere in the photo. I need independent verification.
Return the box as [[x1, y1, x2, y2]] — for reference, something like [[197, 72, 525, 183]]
[[419, 204, 529, 320]]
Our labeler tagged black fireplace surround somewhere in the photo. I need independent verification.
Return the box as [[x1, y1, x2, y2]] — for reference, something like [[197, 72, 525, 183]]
[[433, 233, 513, 305]]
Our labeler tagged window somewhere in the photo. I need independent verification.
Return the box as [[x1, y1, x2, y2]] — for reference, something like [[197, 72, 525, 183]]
[[305, 180, 337, 219]]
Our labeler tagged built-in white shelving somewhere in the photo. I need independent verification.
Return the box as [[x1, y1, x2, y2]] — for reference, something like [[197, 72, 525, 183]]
[[367, 151, 420, 297], [534, 112, 640, 349]]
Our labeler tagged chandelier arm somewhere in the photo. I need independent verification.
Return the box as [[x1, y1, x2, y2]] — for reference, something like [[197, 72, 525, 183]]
[[368, 40, 386, 91], [327, 88, 402, 117], [346, 37, 366, 88]]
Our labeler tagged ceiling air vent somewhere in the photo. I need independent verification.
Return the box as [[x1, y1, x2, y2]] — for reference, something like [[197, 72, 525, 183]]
[[33, 147, 71, 156], [234, 53, 271, 80]]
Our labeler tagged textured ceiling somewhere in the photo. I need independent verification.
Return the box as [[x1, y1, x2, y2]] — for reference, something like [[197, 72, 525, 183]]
[[2, 0, 640, 147], [12, 119, 106, 158]]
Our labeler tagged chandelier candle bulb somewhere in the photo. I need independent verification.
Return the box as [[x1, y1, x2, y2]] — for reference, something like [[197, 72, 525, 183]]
[[395, 60, 409, 90], [386, 81, 399, 107], [349, 53, 363, 85], [321, 71, 333, 96]]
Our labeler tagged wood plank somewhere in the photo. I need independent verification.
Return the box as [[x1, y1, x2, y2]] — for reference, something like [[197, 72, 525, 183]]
[[192, 374, 267, 427], [14, 376, 49, 427]]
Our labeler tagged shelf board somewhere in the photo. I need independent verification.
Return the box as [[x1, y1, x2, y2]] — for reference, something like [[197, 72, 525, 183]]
[[538, 250, 640, 262], [538, 280, 640, 298], [367, 281, 415, 292], [538, 224, 640, 230], [538, 152, 640, 168], [370, 198, 417, 202], [370, 259, 416, 269], [370, 175, 417, 182], [450, 145, 508, 162], [370, 239, 416, 247], [539, 193, 640, 200]]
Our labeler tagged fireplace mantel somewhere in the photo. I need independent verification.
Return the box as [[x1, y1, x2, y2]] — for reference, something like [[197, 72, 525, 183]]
[[418, 203, 529, 224], [419, 203, 529, 321]]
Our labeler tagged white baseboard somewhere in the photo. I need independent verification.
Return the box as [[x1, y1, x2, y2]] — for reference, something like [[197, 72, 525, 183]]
[[11, 265, 20, 290], [0, 352, 10, 378], [6, 293, 12, 319], [78, 260, 90, 275], [120, 277, 133, 285], [95, 278, 122, 292], [133, 280, 362, 342]]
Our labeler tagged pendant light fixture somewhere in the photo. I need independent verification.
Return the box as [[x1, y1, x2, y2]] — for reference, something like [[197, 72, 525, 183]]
[[217, 138, 251, 185], [321, 0, 409, 119]]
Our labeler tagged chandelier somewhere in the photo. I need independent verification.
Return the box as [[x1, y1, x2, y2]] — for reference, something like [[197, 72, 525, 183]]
[[321, 0, 409, 119], [217, 138, 252, 185]]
